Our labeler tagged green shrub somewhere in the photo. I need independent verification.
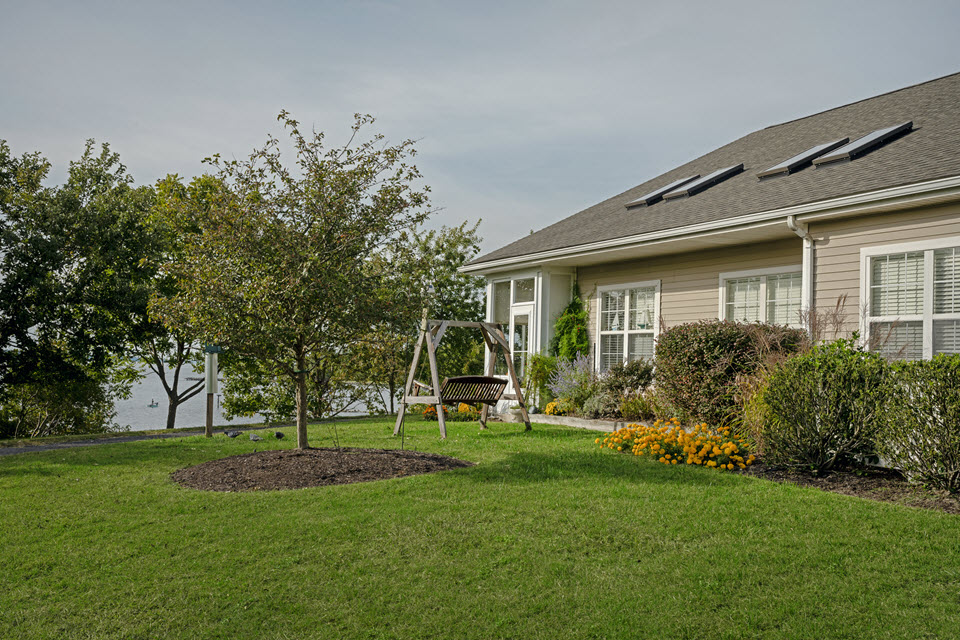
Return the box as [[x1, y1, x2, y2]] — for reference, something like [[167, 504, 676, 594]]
[[654, 320, 807, 424], [878, 355, 960, 493], [762, 338, 888, 474], [547, 353, 596, 411], [524, 353, 557, 411], [445, 410, 482, 422], [422, 404, 480, 422], [619, 392, 654, 422], [599, 359, 654, 397], [582, 390, 619, 419], [550, 283, 589, 360], [730, 369, 772, 457], [544, 400, 567, 416]]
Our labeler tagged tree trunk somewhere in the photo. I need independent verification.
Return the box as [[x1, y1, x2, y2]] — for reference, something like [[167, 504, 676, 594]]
[[388, 375, 396, 414], [165, 394, 178, 430], [295, 353, 309, 449]]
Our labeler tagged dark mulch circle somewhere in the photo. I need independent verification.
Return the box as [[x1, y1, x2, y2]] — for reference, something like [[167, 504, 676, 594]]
[[737, 462, 960, 515], [171, 447, 475, 492]]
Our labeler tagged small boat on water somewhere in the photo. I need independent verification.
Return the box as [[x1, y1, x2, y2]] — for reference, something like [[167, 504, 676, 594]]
[[148, 399, 159, 408]]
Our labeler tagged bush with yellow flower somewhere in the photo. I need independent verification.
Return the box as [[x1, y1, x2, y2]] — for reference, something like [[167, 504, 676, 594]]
[[545, 400, 563, 416], [596, 418, 755, 470]]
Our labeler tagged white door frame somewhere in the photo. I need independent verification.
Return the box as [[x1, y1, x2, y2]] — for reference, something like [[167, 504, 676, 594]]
[[508, 304, 535, 389]]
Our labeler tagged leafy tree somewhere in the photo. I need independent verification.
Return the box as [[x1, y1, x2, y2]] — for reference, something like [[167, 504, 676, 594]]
[[0, 140, 160, 436], [0, 140, 159, 383], [220, 351, 382, 424], [153, 113, 432, 448], [0, 368, 129, 439], [127, 175, 229, 429], [357, 221, 486, 412]]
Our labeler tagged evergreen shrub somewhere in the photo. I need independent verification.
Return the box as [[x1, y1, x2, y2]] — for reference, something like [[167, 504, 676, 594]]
[[550, 284, 589, 360]]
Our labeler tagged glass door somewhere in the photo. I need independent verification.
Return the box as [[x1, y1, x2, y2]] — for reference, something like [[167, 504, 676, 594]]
[[509, 305, 534, 382]]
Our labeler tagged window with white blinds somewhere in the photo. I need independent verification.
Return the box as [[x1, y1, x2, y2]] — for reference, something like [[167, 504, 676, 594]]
[[597, 282, 659, 371], [725, 277, 761, 322], [766, 273, 803, 325], [720, 268, 803, 326], [864, 240, 960, 359]]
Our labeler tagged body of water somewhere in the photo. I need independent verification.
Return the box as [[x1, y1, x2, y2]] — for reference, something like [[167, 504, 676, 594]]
[[115, 371, 393, 431], [114, 372, 262, 432]]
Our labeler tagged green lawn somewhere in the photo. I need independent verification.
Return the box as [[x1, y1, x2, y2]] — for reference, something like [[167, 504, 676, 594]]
[[2, 418, 959, 640]]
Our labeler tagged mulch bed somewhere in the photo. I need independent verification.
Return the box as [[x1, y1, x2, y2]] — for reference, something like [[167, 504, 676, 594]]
[[171, 447, 474, 492], [737, 462, 960, 515]]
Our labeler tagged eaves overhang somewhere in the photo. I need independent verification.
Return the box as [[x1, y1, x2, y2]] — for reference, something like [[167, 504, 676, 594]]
[[461, 174, 960, 276]]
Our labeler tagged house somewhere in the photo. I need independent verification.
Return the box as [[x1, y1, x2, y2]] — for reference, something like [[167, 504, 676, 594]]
[[461, 72, 960, 378]]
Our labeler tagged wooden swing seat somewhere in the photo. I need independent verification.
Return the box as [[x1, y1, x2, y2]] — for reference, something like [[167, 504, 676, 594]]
[[395, 319, 530, 439], [411, 376, 507, 406]]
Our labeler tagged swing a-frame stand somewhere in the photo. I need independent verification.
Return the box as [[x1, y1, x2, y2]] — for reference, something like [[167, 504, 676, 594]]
[[393, 319, 532, 439]]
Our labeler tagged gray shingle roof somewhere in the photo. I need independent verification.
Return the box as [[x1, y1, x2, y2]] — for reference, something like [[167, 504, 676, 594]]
[[469, 72, 960, 266]]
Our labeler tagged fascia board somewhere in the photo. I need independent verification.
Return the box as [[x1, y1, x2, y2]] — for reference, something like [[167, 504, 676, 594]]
[[460, 174, 960, 275]]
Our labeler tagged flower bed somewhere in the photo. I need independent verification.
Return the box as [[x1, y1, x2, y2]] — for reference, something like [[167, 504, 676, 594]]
[[598, 418, 755, 470]]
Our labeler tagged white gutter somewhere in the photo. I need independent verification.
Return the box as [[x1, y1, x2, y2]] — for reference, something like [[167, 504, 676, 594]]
[[786, 215, 814, 332], [462, 174, 960, 274]]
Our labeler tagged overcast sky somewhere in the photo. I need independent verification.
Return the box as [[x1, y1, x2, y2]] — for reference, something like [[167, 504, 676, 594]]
[[3, 1, 960, 254]]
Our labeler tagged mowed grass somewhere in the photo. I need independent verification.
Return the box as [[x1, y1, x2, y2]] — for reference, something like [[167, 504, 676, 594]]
[[2, 418, 959, 640]]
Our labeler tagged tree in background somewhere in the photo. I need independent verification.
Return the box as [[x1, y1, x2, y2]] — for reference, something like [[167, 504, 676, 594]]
[[357, 221, 486, 413], [153, 113, 432, 449], [132, 175, 226, 429], [0, 140, 159, 437], [220, 350, 382, 425]]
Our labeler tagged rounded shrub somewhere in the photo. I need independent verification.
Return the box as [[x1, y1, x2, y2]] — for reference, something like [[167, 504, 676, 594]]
[[598, 359, 654, 397], [761, 338, 888, 473], [878, 354, 960, 493], [582, 390, 619, 419], [654, 320, 807, 424]]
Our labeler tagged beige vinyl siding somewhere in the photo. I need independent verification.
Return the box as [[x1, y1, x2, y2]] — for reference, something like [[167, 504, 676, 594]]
[[580, 238, 802, 349], [811, 202, 960, 336]]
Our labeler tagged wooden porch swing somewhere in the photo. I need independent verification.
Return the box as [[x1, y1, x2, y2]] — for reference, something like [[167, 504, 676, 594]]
[[393, 319, 531, 439]]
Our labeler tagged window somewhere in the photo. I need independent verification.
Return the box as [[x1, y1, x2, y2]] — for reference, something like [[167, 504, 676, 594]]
[[513, 278, 535, 303], [492, 281, 510, 325], [596, 281, 659, 371], [720, 267, 802, 326], [863, 240, 960, 359]]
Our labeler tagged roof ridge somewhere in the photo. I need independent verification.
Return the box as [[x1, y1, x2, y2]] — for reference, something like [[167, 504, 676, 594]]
[[763, 70, 960, 131]]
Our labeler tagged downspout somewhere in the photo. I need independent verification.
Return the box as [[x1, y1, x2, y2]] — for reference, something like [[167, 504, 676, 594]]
[[786, 215, 814, 333]]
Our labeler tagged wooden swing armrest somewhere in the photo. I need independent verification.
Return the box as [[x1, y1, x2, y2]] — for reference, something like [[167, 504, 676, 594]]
[[411, 380, 433, 395]]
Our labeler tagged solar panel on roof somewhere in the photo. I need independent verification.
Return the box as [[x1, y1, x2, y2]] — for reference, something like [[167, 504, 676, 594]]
[[662, 164, 743, 199], [757, 138, 850, 179], [813, 121, 913, 166], [625, 175, 700, 208]]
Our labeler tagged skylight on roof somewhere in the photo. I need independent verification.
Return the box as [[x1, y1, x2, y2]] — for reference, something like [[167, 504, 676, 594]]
[[813, 121, 913, 166], [625, 175, 700, 208], [662, 164, 743, 199], [757, 138, 849, 179]]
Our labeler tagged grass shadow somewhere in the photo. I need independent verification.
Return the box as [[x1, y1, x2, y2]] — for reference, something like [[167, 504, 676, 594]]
[[458, 448, 749, 489]]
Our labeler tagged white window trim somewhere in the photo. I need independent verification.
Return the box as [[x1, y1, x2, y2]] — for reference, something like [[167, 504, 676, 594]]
[[718, 265, 803, 325], [595, 280, 661, 370], [860, 235, 960, 359]]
